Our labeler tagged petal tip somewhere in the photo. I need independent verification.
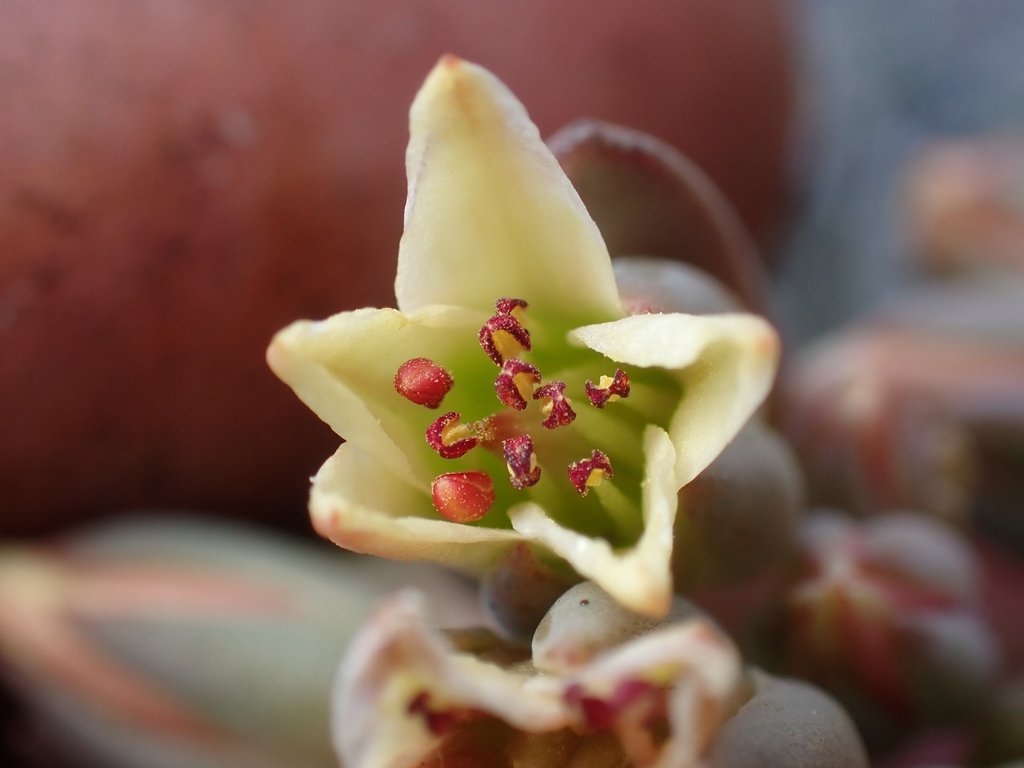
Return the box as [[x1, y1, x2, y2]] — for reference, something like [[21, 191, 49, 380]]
[[437, 53, 465, 71], [265, 323, 301, 380]]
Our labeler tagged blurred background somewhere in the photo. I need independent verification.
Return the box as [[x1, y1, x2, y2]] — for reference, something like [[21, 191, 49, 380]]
[[2, 1, 1024, 766]]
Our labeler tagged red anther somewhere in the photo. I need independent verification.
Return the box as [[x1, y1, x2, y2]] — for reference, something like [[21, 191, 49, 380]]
[[494, 358, 541, 410], [533, 380, 576, 429], [426, 412, 478, 459], [394, 358, 454, 408], [585, 369, 632, 408], [568, 450, 614, 496], [503, 434, 541, 489], [495, 297, 528, 316], [478, 314, 532, 366], [431, 471, 495, 523]]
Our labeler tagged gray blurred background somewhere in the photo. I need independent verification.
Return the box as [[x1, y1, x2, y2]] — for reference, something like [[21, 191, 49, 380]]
[[779, 0, 1024, 342]]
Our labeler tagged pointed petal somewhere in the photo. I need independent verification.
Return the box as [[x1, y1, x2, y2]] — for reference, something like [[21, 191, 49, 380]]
[[311, 444, 523, 575], [570, 312, 779, 486], [509, 427, 678, 618], [396, 56, 622, 324], [334, 591, 568, 768], [268, 304, 484, 484]]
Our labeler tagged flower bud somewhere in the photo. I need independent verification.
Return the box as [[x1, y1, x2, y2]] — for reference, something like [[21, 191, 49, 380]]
[[708, 671, 869, 768], [673, 420, 804, 590], [767, 512, 999, 749], [0, 516, 480, 768], [531, 581, 706, 674], [613, 256, 745, 316], [479, 543, 579, 641], [550, 120, 770, 313]]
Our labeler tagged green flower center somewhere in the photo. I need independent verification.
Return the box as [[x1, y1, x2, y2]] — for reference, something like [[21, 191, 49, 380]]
[[394, 298, 678, 545]]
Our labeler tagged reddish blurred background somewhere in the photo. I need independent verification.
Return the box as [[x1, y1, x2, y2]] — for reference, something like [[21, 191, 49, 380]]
[[0, 0, 795, 535]]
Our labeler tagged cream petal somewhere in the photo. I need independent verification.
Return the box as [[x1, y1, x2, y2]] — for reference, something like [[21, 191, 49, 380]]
[[333, 591, 568, 768], [311, 444, 523, 575], [562, 621, 741, 768], [396, 56, 622, 325], [508, 426, 678, 618], [268, 304, 485, 484], [569, 312, 779, 486]]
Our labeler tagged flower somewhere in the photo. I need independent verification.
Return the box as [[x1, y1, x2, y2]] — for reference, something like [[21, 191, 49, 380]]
[[334, 584, 872, 768], [334, 586, 741, 768], [267, 56, 778, 616]]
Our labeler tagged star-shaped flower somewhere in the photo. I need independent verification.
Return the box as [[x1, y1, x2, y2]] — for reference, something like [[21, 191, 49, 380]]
[[268, 56, 778, 616]]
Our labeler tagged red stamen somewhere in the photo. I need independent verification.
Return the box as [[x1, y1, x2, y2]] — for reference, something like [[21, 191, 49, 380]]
[[495, 297, 528, 316], [431, 471, 495, 523], [533, 380, 576, 429], [494, 358, 541, 410], [568, 450, 614, 496], [394, 358, 454, 408], [503, 434, 541, 489], [425, 412, 478, 459], [478, 313, 532, 366], [585, 369, 631, 408]]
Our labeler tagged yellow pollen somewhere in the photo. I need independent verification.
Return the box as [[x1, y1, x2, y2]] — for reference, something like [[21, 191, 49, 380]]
[[493, 330, 526, 362], [512, 372, 536, 401], [586, 468, 609, 488], [441, 421, 474, 445], [597, 375, 621, 403]]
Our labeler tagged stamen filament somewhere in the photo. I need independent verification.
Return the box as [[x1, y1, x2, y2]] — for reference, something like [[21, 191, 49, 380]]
[[593, 481, 643, 541]]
